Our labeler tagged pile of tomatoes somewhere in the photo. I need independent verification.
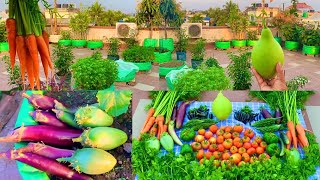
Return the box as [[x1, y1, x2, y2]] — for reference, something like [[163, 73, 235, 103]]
[[190, 124, 270, 166]]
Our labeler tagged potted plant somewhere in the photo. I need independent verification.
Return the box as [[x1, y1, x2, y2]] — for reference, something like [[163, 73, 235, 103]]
[[176, 29, 189, 61], [122, 46, 155, 71], [87, 39, 104, 50], [154, 47, 171, 63], [52, 44, 74, 79], [229, 11, 249, 48], [190, 38, 206, 69], [136, 0, 160, 47], [246, 30, 259, 47], [69, 10, 90, 48], [58, 30, 72, 47], [71, 51, 118, 90], [0, 21, 9, 52], [300, 27, 320, 56], [107, 38, 120, 60], [159, 61, 185, 77], [215, 38, 231, 50], [282, 24, 302, 51]]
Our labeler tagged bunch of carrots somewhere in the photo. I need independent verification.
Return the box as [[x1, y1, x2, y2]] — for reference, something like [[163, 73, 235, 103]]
[[7, 0, 54, 90], [280, 91, 309, 149], [140, 91, 179, 140]]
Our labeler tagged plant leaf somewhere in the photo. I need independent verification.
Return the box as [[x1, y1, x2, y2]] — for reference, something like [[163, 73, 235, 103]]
[[96, 90, 132, 117]]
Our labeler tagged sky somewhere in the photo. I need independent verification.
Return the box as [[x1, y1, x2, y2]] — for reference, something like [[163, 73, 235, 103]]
[[0, 0, 319, 13]]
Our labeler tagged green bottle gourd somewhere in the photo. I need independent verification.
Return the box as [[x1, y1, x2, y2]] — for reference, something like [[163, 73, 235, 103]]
[[212, 91, 232, 121], [252, 19, 284, 79]]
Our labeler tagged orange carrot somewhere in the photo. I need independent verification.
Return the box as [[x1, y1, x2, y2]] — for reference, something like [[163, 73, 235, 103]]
[[42, 31, 50, 54], [150, 124, 158, 137], [36, 36, 50, 82], [142, 108, 155, 130], [156, 115, 164, 139], [287, 121, 297, 148], [6, 18, 16, 71], [15, 36, 27, 89], [298, 136, 303, 148], [26, 34, 40, 90], [162, 124, 168, 134], [296, 124, 309, 147], [286, 130, 292, 149], [157, 126, 161, 139], [25, 46, 35, 90], [141, 116, 156, 134]]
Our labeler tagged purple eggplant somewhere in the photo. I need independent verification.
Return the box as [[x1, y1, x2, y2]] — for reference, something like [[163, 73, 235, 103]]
[[29, 110, 70, 128], [260, 108, 273, 119], [0, 125, 82, 147], [52, 109, 81, 129], [171, 105, 177, 121], [13, 143, 75, 159], [274, 108, 282, 124], [54, 100, 78, 114], [0, 151, 92, 180], [176, 101, 192, 129], [22, 93, 56, 110]]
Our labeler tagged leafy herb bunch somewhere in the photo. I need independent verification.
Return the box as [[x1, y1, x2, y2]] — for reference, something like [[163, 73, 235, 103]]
[[122, 46, 155, 63]]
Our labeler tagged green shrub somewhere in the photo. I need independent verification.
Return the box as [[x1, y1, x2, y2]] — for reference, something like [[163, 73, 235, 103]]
[[0, 21, 7, 42], [107, 38, 120, 56], [247, 30, 258, 40], [53, 44, 75, 76], [122, 46, 155, 63], [190, 38, 206, 61], [300, 27, 320, 46], [227, 50, 252, 90], [71, 51, 118, 90], [1, 56, 22, 90], [282, 25, 303, 42], [173, 66, 230, 100], [204, 57, 221, 68], [60, 30, 72, 40], [176, 29, 189, 52]]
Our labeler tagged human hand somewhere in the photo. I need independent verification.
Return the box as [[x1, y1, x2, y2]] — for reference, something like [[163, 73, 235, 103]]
[[251, 63, 288, 91]]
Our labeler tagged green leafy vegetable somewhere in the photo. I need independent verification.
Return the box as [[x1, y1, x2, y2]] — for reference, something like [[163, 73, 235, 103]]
[[96, 90, 132, 117], [182, 119, 218, 130], [180, 128, 196, 141]]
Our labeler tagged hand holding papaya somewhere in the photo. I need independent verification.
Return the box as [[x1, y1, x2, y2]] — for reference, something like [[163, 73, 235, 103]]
[[251, 63, 288, 91]]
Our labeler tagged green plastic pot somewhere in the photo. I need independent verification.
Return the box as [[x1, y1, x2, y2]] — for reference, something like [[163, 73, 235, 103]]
[[143, 38, 158, 48], [0, 42, 9, 52], [87, 41, 103, 49], [154, 51, 172, 63], [159, 62, 185, 77], [215, 41, 231, 50], [159, 38, 174, 52], [302, 44, 320, 55], [116, 70, 136, 82], [58, 40, 72, 46], [107, 55, 120, 60], [191, 59, 203, 69], [285, 41, 299, 51], [232, 40, 247, 48], [274, 37, 282, 45], [247, 40, 258, 47], [133, 62, 152, 71], [166, 78, 175, 90], [72, 40, 87, 47]]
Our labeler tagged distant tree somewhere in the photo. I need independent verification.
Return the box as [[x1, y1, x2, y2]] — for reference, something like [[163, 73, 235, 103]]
[[289, 0, 299, 17], [136, 0, 160, 39], [88, 1, 105, 26], [205, 7, 227, 26], [99, 10, 127, 26], [189, 13, 203, 23], [159, 0, 182, 38], [70, 10, 90, 39]]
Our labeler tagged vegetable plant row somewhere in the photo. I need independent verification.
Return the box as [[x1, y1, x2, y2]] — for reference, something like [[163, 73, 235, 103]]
[[0, 91, 132, 179], [7, 0, 54, 90], [133, 91, 320, 180]]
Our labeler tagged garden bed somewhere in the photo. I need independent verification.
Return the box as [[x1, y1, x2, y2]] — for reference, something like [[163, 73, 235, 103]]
[[159, 61, 185, 77]]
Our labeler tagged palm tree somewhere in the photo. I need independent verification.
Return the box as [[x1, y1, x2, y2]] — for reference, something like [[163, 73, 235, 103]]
[[159, 0, 181, 38], [136, 0, 160, 39], [88, 1, 105, 26]]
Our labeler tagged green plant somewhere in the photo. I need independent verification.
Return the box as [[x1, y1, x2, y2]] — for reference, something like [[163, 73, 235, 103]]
[[1, 56, 22, 90], [282, 24, 303, 42], [173, 66, 230, 100], [227, 50, 252, 90], [0, 21, 7, 42], [228, 5, 249, 40], [125, 30, 138, 48], [59, 30, 71, 40], [190, 38, 206, 61], [176, 29, 189, 52], [154, 47, 169, 53], [122, 46, 155, 63], [70, 10, 90, 39], [300, 27, 320, 46], [159, 0, 182, 38], [71, 51, 118, 90], [136, 0, 160, 38], [204, 57, 221, 68], [287, 76, 309, 90], [247, 30, 258, 40], [107, 38, 120, 56], [53, 44, 75, 77]]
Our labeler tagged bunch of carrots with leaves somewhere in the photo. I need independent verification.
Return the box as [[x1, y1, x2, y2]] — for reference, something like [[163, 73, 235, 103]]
[[278, 91, 310, 149], [6, 0, 54, 90], [140, 91, 180, 140]]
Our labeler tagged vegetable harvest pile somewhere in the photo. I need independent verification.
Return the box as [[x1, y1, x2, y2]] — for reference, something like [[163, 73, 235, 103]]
[[133, 91, 320, 180], [0, 90, 133, 179], [6, 0, 54, 90]]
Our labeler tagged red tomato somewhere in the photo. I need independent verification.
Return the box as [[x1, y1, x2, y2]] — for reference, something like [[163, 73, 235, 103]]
[[213, 151, 222, 160], [209, 144, 218, 152], [217, 135, 224, 144], [238, 161, 246, 166], [198, 129, 206, 135], [222, 152, 230, 160], [238, 147, 246, 154], [217, 144, 225, 152], [196, 149, 205, 160], [208, 137, 217, 144], [231, 153, 242, 164], [244, 129, 255, 138], [194, 135, 205, 143], [256, 147, 265, 154], [233, 137, 241, 143], [247, 147, 256, 156], [251, 141, 259, 148], [223, 132, 232, 139], [242, 136, 250, 143], [232, 132, 240, 139], [204, 131, 213, 139], [205, 151, 213, 160], [224, 126, 233, 133], [222, 139, 232, 149], [230, 146, 238, 154], [243, 142, 252, 149], [234, 140, 243, 148], [201, 140, 210, 149], [209, 125, 219, 133], [191, 142, 202, 151], [242, 153, 250, 162], [260, 141, 267, 149], [216, 129, 225, 136], [213, 159, 221, 167], [233, 125, 243, 133], [254, 136, 262, 144]]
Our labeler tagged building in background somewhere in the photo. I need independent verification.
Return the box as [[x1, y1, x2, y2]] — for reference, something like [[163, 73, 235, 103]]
[[286, 2, 315, 18], [43, 3, 79, 25], [244, 3, 280, 22]]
